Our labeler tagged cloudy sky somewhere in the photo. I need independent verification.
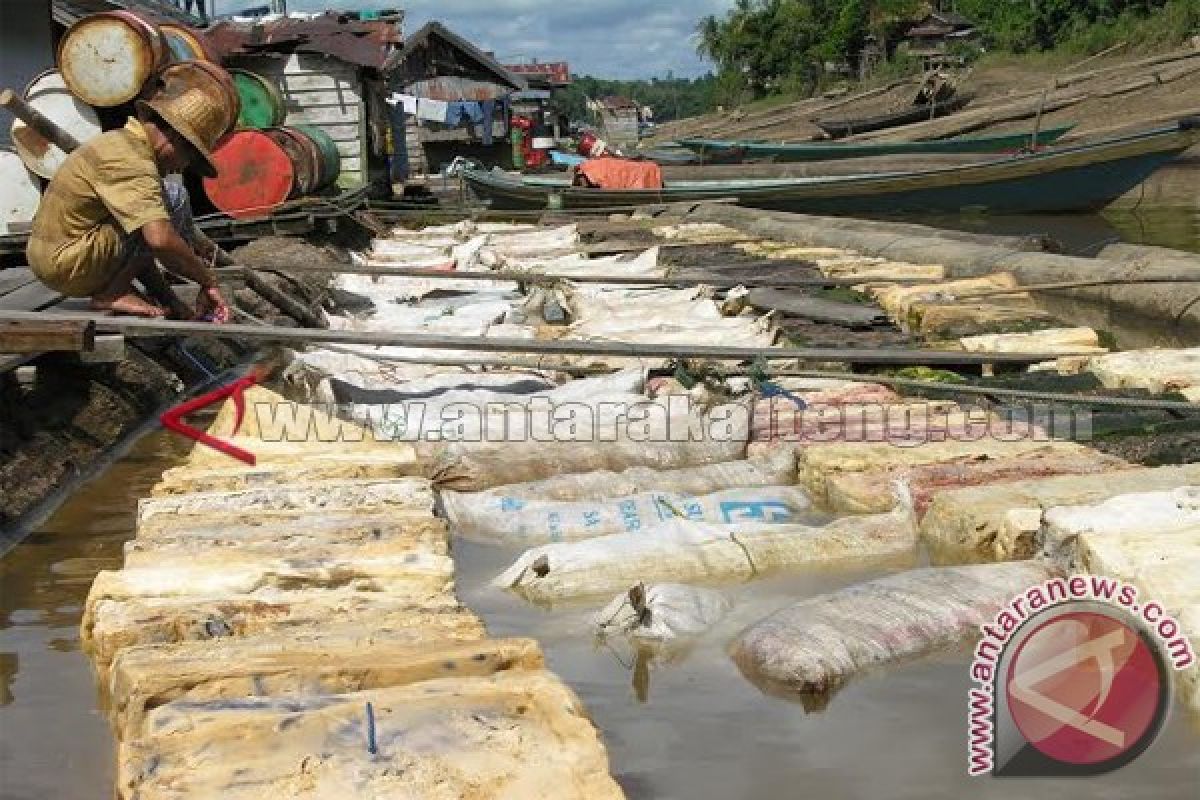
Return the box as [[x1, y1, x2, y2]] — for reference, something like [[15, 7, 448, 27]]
[[212, 1, 735, 78]]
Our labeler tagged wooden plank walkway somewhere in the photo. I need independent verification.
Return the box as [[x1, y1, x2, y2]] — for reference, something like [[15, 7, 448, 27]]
[[0, 267, 66, 375]]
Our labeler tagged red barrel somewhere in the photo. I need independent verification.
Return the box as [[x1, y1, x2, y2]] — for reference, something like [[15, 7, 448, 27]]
[[202, 131, 294, 219], [265, 127, 321, 197]]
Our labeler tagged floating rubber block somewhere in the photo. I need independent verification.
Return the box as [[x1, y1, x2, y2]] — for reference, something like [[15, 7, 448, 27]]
[[129, 511, 449, 557], [798, 438, 1091, 506], [136, 478, 434, 524], [83, 589, 478, 680], [117, 671, 625, 800], [823, 446, 1130, 515], [152, 452, 426, 495], [919, 463, 1200, 563], [109, 634, 544, 741]]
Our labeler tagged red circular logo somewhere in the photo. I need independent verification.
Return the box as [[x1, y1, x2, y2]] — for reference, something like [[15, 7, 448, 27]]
[[1005, 610, 1164, 766]]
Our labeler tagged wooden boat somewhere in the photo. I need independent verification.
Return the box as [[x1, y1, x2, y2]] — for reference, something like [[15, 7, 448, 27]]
[[815, 93, 974, 138], [463, 119, 1199, 215], [676, 124, 1076, 163]]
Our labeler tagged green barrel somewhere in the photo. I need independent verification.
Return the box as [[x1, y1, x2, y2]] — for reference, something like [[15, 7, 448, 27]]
[[230, 69, 285, 129], [294, 124, 341, 189]]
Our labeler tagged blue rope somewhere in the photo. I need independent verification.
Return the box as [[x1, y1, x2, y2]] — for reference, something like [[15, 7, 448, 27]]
[[365, 702, 378, 755], [177, 342, 217, 380]]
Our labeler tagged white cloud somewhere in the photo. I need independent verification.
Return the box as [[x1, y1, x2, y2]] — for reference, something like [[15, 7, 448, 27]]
[[213, 0, 734, 78]]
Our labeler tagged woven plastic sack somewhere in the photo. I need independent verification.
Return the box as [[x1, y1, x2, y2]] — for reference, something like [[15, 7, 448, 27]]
[[593, 584, 730, 642], [493, 494, 917, 604], [730, 562, 1054, 697], [445, 485, 812, 543]]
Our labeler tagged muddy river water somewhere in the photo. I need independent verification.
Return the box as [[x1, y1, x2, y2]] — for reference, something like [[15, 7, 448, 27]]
[[2, 204, 1199, 799]]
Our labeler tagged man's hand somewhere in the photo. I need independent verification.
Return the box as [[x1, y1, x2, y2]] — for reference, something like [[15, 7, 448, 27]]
[[195, 286, 231, 324]]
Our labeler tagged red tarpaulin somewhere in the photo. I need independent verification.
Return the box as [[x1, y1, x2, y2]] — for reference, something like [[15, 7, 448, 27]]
[[577, 158, 663, 190]]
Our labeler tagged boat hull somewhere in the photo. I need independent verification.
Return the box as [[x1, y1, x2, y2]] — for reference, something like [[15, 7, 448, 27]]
[[676, 125, 1075, 163], [815, 94, 973, 138], [464, 123, 1198, 215]]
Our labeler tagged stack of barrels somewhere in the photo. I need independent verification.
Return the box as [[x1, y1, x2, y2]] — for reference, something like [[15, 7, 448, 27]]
[[4, 9, 341, 228]]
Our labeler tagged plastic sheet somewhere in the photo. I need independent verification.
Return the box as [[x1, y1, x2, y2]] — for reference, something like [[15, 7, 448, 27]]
[[593, 584, 730, 642], [494, 496, 917, 604], [444, 485, 814, 543], [730, 562, 1054, 698], [117, 671, 625, 800]]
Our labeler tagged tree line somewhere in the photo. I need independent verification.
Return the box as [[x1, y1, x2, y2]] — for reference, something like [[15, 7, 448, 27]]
[[695, 0, 1199, 104]]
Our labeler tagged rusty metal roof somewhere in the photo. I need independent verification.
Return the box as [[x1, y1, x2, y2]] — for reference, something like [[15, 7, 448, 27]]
[[52, 0, 204, 26], [384, 21, 526, 90], [205, 11, 403, 70], [504, 61, 571, 87]]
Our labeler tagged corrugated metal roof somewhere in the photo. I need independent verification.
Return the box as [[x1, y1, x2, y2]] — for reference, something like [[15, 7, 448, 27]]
[[205, 11, 401, 70], [52, 0, 204, 27]]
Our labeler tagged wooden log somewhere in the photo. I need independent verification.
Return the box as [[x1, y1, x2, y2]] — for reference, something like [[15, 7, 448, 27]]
[[746, 288, 889, 329], [0, 310, 1098, 366], [0, 319, 95, 353], [241, 270, 324, 328], [0, 87, 82, 154]]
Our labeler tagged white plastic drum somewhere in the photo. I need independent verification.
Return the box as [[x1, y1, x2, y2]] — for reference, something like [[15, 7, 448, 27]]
[[0, 151, 43, 235], [11, 70, 103, 179]]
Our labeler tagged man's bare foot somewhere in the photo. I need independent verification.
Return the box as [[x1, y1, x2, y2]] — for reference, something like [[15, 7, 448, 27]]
[[90, 294, 167, 318]]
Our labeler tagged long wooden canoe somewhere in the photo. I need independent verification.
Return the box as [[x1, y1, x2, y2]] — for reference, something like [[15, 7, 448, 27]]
[[676, 124, 1076, 163], [463, 119, 1199, 215], [815, 94, 974, 138]]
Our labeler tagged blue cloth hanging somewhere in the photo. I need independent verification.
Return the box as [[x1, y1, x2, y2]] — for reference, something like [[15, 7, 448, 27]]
[[480, 99, 496, 146]]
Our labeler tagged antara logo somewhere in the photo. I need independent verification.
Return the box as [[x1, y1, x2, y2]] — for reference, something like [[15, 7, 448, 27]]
[[159, 373, 259, 465]]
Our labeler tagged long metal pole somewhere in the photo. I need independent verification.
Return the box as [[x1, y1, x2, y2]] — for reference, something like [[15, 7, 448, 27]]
[[0, 311, 1097, 366]]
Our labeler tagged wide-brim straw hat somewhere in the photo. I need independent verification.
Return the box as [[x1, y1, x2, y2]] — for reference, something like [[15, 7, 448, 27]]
[[137, 85, 227, 178]]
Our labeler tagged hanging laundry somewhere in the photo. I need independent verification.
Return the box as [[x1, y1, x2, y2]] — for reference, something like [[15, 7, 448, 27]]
[[446, 101, 485, 126], [417, 98, 450, 123], [480, 99, 496, 146], [386, 93, 419, 115]]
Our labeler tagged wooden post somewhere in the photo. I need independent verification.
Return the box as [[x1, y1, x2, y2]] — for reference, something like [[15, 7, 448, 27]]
[[0, 88, 82, 154], [0, 319, 95, 353]]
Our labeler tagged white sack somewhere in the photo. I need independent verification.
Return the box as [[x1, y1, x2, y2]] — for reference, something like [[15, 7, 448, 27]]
[[446, 485, 813, 543], [593, 584, 730, 642], [493, 496, 917, 604]]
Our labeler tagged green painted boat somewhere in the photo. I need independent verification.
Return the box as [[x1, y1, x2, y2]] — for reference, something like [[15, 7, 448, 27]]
[[466, 119, 1198, 215], [676, 125, 1076, 163]]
